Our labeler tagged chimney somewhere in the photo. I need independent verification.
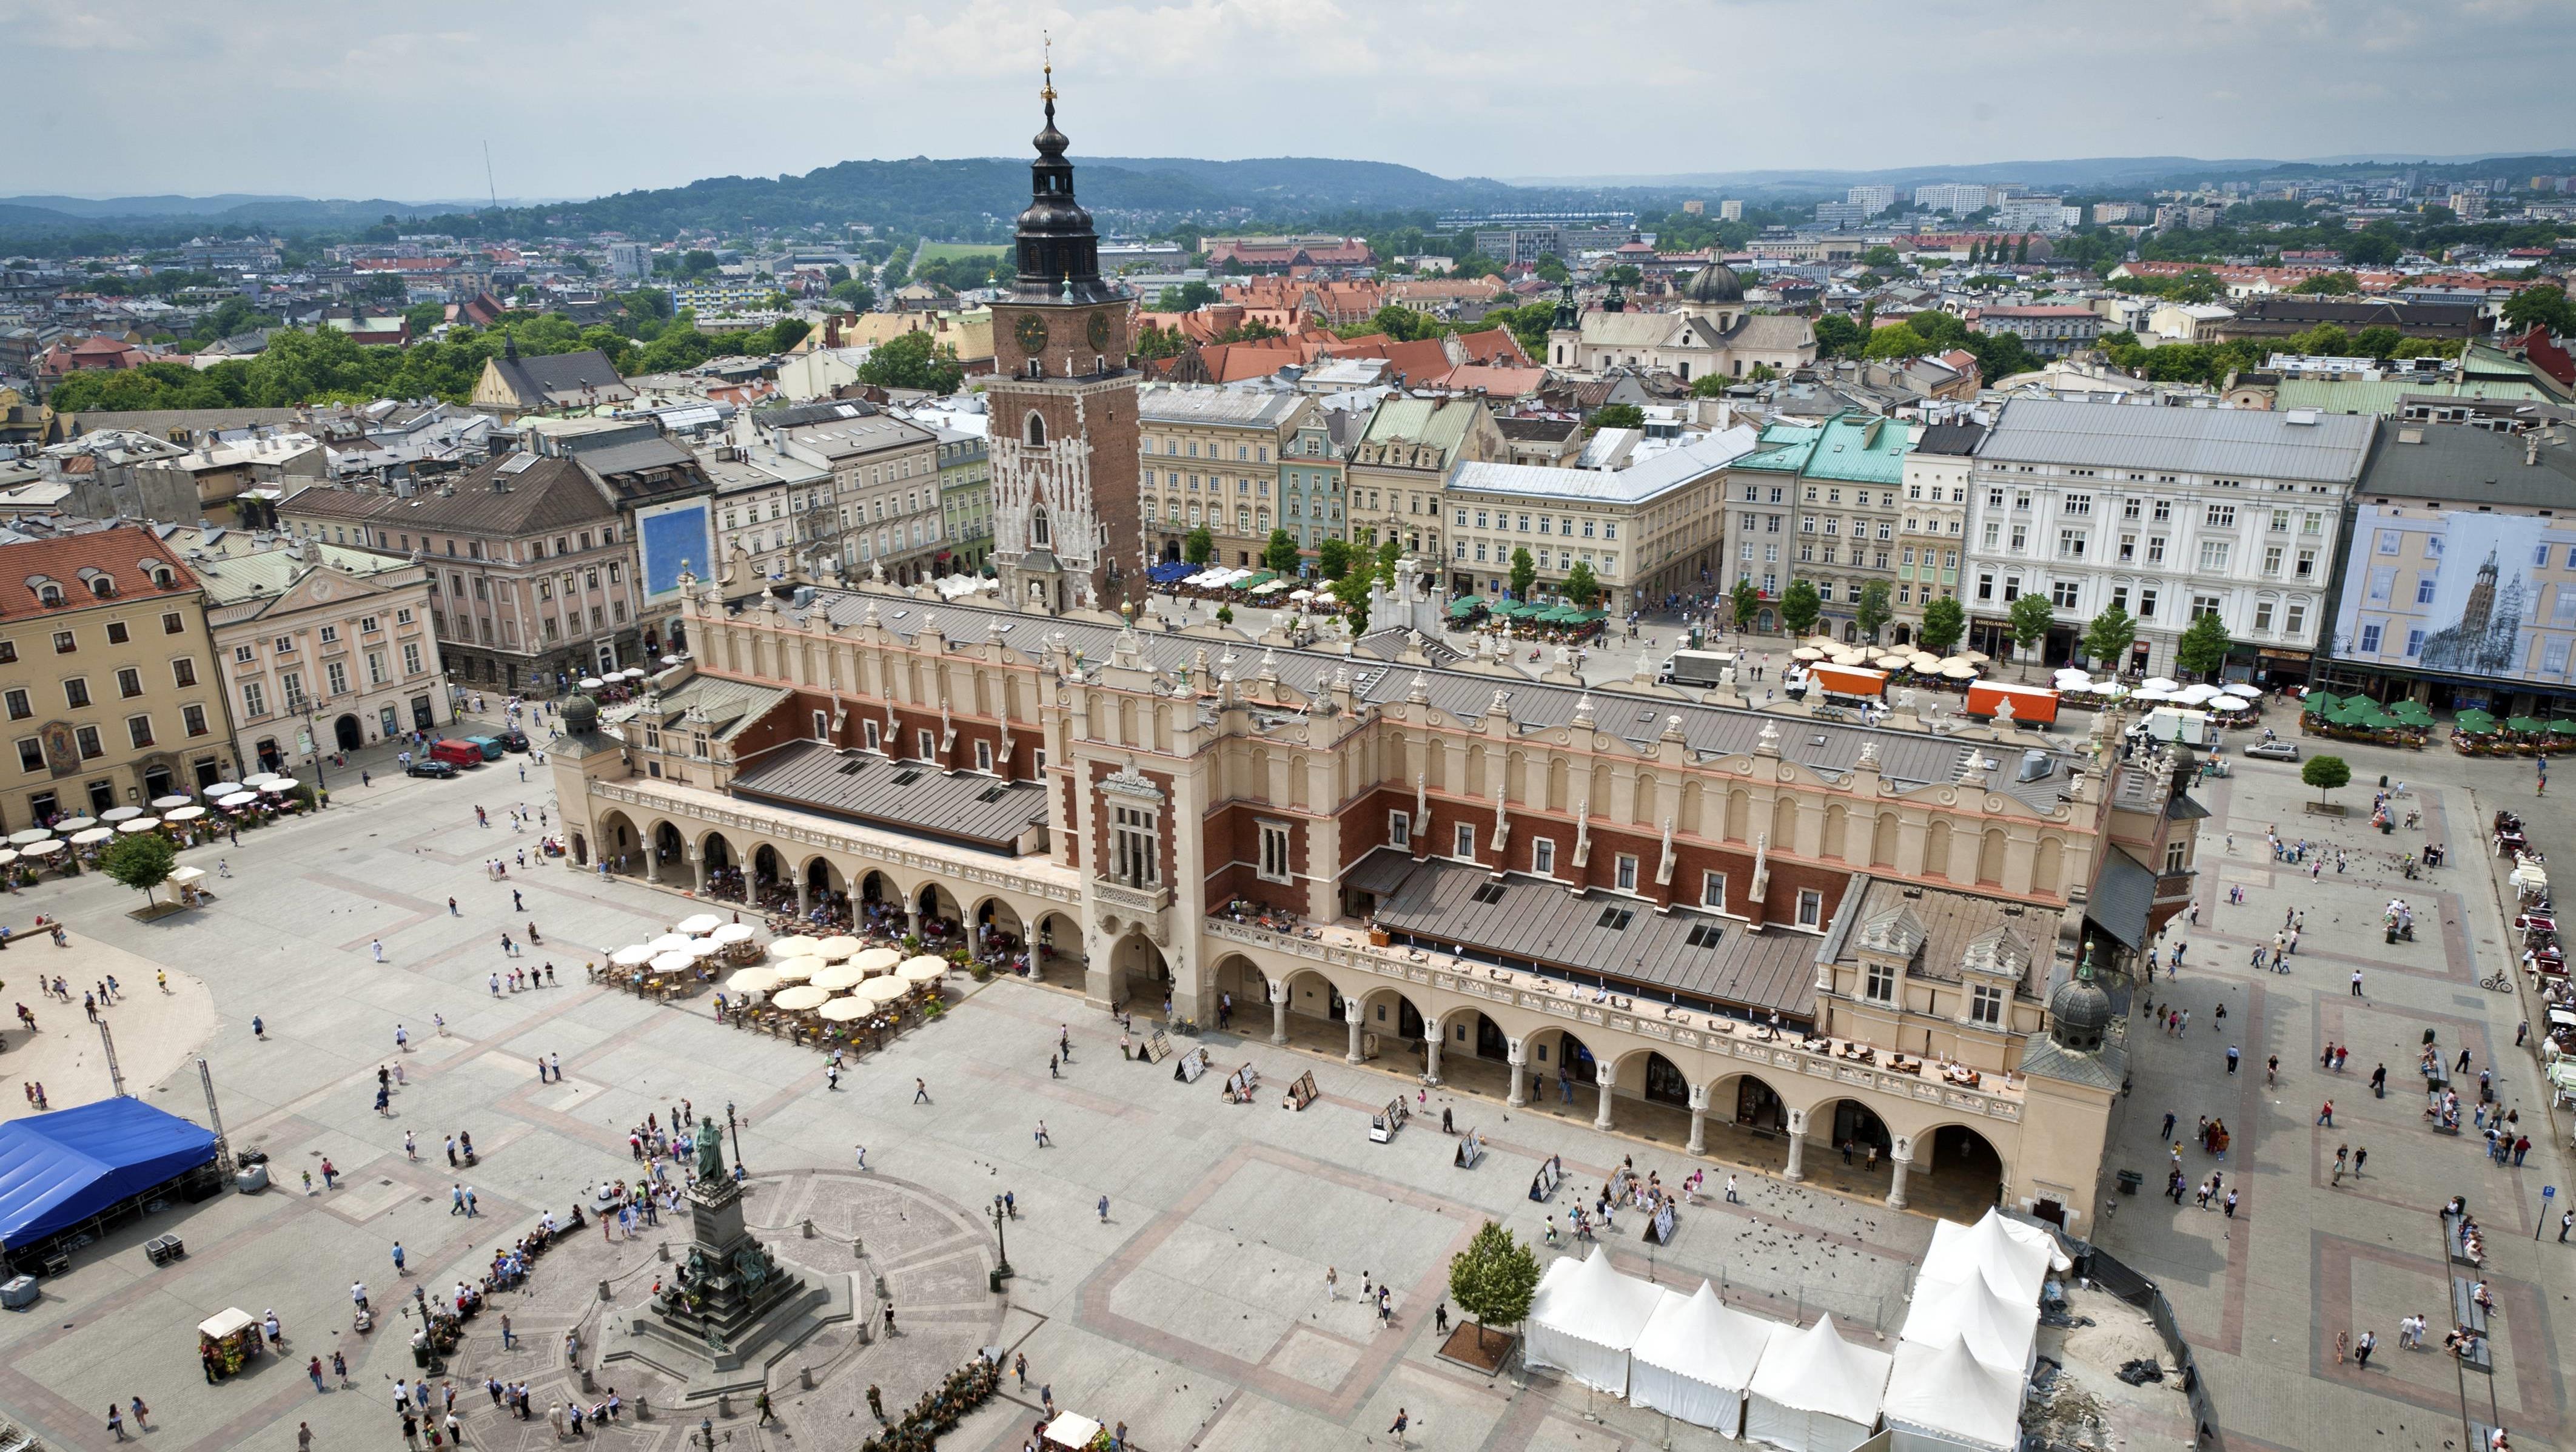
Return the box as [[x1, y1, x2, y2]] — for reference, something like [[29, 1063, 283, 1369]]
[[2528, 432, 2542, 466]]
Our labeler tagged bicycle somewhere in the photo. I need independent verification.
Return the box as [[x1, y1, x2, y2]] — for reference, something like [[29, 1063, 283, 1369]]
[[2479, 972, 2515, 992], [1170, 1017, 1201, 1037]]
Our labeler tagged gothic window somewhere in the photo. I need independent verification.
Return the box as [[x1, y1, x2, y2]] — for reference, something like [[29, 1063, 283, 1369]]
[[1031, 508, 1052, 548], [1024, 413, 1048, 446]]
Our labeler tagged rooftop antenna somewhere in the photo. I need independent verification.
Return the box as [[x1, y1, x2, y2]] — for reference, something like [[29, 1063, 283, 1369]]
[[483, 140, 499, 211]]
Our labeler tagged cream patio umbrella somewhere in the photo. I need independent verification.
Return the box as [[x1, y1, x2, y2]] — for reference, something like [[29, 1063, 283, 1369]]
[[772, 984, 833, 1013], [674, 912, 725, 936], [850, 947, 901, 976], [771, 955, 826, 983], [897, 955, 949, 984], [769, 935, 822, 960], [813, 935, 863, 962], [116, 817, 163, 833], [69, 828, 114, 847], [166, 805, 206, 822], [648, 933, 696, 956], [854, 977, 912, 1006], [611, 945, 659, 968], [818, 997, 875, 1022], [649, 951, 698, 977], [811, 960, 871, 991], [711, 923, 758, 946], [725, 967, 782, 994]]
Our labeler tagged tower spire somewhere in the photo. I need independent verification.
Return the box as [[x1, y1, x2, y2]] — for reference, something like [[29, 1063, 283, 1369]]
[[1041, 30, 1056, 118]]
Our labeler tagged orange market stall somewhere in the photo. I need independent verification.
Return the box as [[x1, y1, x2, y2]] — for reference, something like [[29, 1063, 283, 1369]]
[[1964, 681, 2060, 726]]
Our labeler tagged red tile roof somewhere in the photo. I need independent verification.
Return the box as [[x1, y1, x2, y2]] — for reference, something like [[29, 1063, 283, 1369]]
[[0, 526, 198, 619]]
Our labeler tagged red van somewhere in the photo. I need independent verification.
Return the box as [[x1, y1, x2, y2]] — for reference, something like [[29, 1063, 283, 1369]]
[[428, 739, 484, 768]]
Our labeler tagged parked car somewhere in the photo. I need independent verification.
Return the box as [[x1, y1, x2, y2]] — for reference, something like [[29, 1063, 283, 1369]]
[[2245, 740, 2300, 761], [406, 759, 460, 779], [497, 728, 530, 752], [428, 739, 484, 768]]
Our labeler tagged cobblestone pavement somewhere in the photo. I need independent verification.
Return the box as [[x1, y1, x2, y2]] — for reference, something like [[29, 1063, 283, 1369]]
[[2093, 731, 2575, 1452]]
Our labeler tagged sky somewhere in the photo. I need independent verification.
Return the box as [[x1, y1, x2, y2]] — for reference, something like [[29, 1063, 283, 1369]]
[[8, 0, 2574, 201]]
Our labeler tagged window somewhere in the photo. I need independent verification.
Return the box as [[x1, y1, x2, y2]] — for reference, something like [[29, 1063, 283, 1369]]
[[2191, 594, 2224, 620], [2197, 540, 2230, 572], [2164, 838, 2191, 874], [14, 739, 39, 773], [126, 714, 153, 749], [62, 677, 89, 709], [74, 725, 101, 760], [395, 608, 414, 626], [1452, 821, 1478, 860], [1969, 984, 2004, 1026], [325, 660, 349, 695], [241, 681, 266, 716], [1796, 890, 1823, 927], [0, 690, 22, 721], [2152, 500, 2171, 522], [106, 621, 129, 645], [916, 728, 934, 760], [2253, 600, 2274, 633], [401, 642, 423, 675], [2051, 580, 2079, 608], [115, 667, 141, 698], [2206, 504, 2236, 528], [1614, 853, 1639, 892], [2284, 602, 2306, 637], [1865, 961, 1896, 1003], [861, 719, 880, 751], [1112, 804, 1159, 887], [1260, 822, 1293, 883], [1532, 838, 1557, 877], [1387, 809, 1411, 849], [2358, 622, 2383, 653], [2404, 627, 2426, 658], [2262, 545, 2283, 576], [183, 703, 207, 737], [161, 613, 181, 635], [52, 631, 73, 654], [1701, 870, 1726, 909], [318, 625, 340, 645]]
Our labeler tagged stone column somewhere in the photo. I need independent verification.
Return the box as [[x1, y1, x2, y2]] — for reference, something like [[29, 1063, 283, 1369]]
[[1506, 1040, 1528, 1107], [1783, 1107, 1808, 1183], [1270, 983, 1289, 1046], [643, 843, 662, 884], [1423, 1021, 1443, 1086], [1592, 1078, 1615, 1134], [1345, 1012, 1364, 1065], [905, 908, 924, 939], [689, 850, 705, 895], [796, 879, 811, 916], [1888, 1152, 1913, 1210], [1686, 1083, 1709, 1156]]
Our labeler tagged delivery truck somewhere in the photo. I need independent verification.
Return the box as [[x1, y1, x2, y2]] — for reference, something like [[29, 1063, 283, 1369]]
[[1657, 649, 1737, 688]]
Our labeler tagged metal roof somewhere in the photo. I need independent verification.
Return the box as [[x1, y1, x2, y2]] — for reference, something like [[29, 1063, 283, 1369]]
[[2087, 848, 2157, 950], [1978, 398, 2376, 483], [1444, 426, 1757, 506], [1136, 384, 1306, 428], [728, 739, 1048, 852], [1372, 857, 1825, 1017]]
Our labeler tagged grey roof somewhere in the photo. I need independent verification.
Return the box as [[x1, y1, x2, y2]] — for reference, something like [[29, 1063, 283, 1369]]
[[278, 454, 619, 536], [760, 592, 2087, 813], [1832, 876, 2055, 997], [1341, 845, 1420, 896], [1914, 420, 1987, 457], [1137, 384, 1307, 428], [490, 348, 631, 404], [728, 738, 1048, 852], [1979, 397, 2376, 483], [2352, 422, 2576, 511], [2016, 1029, 2125, 1091], [1444, 426, 1758, 507], [600, 671, 790, 744], [563, 434, 694, 479], [2087, 848, 2157, 950], [1372, 857, 1824, 1017]]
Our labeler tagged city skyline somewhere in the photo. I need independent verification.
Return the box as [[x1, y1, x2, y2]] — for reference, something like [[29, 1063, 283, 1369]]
[[8, 0, 2574, 200]]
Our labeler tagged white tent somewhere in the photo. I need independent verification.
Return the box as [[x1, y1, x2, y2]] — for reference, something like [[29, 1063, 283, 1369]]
[[1745, 1314, 1892, 1452], [1524, 1246, 1665, 1394], [1898, 1269, 2038, 1375], [1630, 1281, 1776, 1434], [1919, 1212, 2060, 1307], [1879, 1334, 2025, 1452]]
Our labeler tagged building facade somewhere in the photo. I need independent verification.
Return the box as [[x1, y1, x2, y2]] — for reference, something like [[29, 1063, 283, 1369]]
[[933, 427, 995, 577], [1346, 397, 1502, 566], [1964, 400, 2373, 679], [1966, 306, 2102, 358], [1723, 422, 1819, 622], [1796, 415, 1913, 642], [1892, 420, 1981, 645], [1280, 408, 1353, 561], [549, 578, 2204, 1239], [0, 528, 234, 823], [1547, 266, 1819, 382], [772, 412, 947, 585], [1442, 432, 1751, 605], [196, 540, 449, 771], [1137, 385, 1310, 568]]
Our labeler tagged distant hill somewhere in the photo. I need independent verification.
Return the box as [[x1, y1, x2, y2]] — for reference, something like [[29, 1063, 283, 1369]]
[[1088, 156, 1517, 211]]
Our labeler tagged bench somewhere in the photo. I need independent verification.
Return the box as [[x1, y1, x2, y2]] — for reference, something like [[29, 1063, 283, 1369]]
[[2470, 1424, 2503, 1452], [2454, 1277, 2492, 1335], [2456, 1330, 2494, 1375], [2444, 1209, 2481, 1266]]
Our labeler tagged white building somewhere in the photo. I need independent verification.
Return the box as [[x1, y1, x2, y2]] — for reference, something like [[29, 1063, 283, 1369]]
[[1442, 428, 1755, 604], [1846, 185, 1898, 218], [606, 243, 651, 282], [1962, 400, 2376, 681], [1993, 197, 2070, 234], [1914, 184, 1991, 214]]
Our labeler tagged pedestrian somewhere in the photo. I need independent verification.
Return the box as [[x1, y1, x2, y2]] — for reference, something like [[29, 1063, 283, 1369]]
[[2350, 969, 2364, 998], [2356, 1329, 2376, 1368], [1389, 1408, 1410, 1445], [1098, 1194, 1110, 1223], [2317, 1100, 2334, 1126], [853, 1144, 868, 1171], [913, 1077, 930, 1104], [2352, 1147, 2367, 1177], [372, 939, 385, 963], [2223, 1189, 2239, 1218], [107, 1403, 126, 1441], [392, 1241, 406, 1275], [308, 1356, 326, 1390], [1725, 1173, 1740, 1204], [2161, 1111, 2176, 1141], [1034, 1120, 1051, 1148], [1326, 1266, 1339, 1300], [1015, 1352, 1028, 1390], [2226, 1046, 2239, 1074]]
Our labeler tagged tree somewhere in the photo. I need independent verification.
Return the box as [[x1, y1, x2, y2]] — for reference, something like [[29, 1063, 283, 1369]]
[[828, 277, 876, 311], [1729, 579, 1760, 630], [1183, 525, 1215, 566], [1532, 255, 1569, 283], [1918, 595, 1966, 655], [1330, 568, 1374, 634], [1589, 403, 1645, 432], [2284, 322, 2352, 357], [1509, 546, 1538, 600], [1447, 1220, 1541, 1357], [1688, 373, 1736, 397], [2302, 753, 2352, 808], [1153, 280, 1221, 312], [1813, 314, 1864, 357], [1854, 580, 1892, 642], [2352, 325, 2405, 360], [100, 832, 178, 907], [1215, 604, 1234, 627], [1779, 579, 1821, 637], [1859, 244, 1903, 269], [2081, 604, 2136, 671], [2502, 283, 2576, 339], [877, 246, 911, 290], [856, 329, 964, 394], [2291, 271, 2358, 295], [1315, 537, 1353, 581], [1863, 323, 1932, 360], [1376, 536, 1402, 582], [2007, 593, 2055, 679], [1263, 528, 1301, 576], [1561, 560, 1600, 608], [2175, 611, 2233, 679]]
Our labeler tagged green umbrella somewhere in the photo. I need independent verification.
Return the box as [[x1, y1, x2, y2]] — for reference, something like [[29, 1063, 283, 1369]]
[[2508, 715, 2546, 735], [1447, 598, 1484, 619], [2304, 691, 2339, 716], [2551, 719, 2576, 736], [2455, 708, 2497, 734], [2388, 700, 2435, 725], [1238, 571, 1276, 590]]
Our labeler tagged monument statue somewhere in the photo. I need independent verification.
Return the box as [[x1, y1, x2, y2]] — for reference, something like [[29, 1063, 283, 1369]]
[[696, 1116, 726, 1182]]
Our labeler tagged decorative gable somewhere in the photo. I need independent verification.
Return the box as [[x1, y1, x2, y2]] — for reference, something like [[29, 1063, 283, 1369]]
[[1959, 926, 2030, 981]]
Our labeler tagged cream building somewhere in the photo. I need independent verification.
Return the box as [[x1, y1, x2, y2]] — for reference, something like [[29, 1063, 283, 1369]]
[[1135, 385, 1312, 568], [1346, 397, 1503, 566], [767, 409, 947, 585], [1893, 420, 1982, 645], [548, 574, 2204, 1237], [1441, 429, 1754, 605], [191, 537, 450, 771], [1546, 266, 1819, 383]]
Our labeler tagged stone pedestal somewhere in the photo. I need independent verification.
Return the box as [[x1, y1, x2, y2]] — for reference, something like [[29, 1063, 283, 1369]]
[[611, 1175, 854, 1403]]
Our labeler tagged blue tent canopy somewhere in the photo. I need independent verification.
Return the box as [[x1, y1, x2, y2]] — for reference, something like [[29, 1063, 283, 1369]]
[[0, 1098, 218, 1248], [1146, 562, 1193, 584]]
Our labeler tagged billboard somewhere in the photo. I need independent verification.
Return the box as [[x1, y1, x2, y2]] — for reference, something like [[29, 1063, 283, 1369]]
[[2333, 505, 2576, 691], [637, 501, 713, 601]]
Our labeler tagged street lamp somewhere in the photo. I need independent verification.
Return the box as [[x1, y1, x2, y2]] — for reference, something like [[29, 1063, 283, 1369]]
[[280, 686, 331, 799], [990, 1194, 1013, 1283]]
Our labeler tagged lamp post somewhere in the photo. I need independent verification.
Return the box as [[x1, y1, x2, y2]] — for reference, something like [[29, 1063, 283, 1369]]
[[725, 1103, 743, 1179], [281, 685, 331, 800], [990, 1194, 1013, 1283]]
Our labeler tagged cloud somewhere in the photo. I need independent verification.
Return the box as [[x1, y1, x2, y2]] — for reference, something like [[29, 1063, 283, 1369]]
[[2, 0, 2570, 200]]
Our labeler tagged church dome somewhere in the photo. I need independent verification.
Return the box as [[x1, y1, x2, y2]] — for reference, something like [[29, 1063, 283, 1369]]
[[1682, 262, 1744, 304], [561, 692, 600, 737], [2047, 972, 2113, 1052]]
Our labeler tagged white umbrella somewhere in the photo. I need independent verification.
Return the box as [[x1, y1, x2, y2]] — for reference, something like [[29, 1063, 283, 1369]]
[[101, 806, 146, 822], [649, 951, 697, 976], [674, 912, 724, 936], [242, 772, 278, 786], [56, 816, 98, 832], [1959, 650, 1991, 665], [69, 828, 113, 846], [151, 794, 193, 809], [1792, 647, 1825, 661], [218, 793, 260, 808], [116, 818, 161, 833], [203, 782, 243, 797], [611, 945, 659, 967], [725, 967, 782, 994], [686, 937, 723, 958], [648, 933, 696, 955], [0, 850, 18, 867], [1908, 653, 1940, 670], [2209, 697, 2252, 712], [1941, 664, 1978, 680], [771, 984, 831, 1012], [6, 829, 51, 846], [813, 935, 863, 962], [818, 997, 874, 1022], [897, 955, 948, 984], [855, 977, 911, 1006], [771, 955, 826, 983], [2132, 687, 2173, 702], [851, 947, 901, 976], [21, 839, 63, 857], [1289, 590, 1315, 602], [2142, 676, 2181, 692], [811, 960, 870, 991], [769, 935, 821, 960], [579, 677, 605, 690], [263, 778, 300, 793], [711, 923, 757, 946], [2222, 683, 2262, 697]]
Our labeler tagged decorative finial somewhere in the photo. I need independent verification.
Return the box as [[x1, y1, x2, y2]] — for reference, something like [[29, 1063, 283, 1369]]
[[1041, 30, 1055, 105]]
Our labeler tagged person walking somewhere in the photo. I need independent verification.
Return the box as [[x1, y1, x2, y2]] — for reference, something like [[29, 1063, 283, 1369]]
[[2226, 1046, 2240, 1074], [1098, 1194, 1110, 1223], [1389, 1408, 1410, 1447], [913, 1077, 930, 1104], [2355, 1329, 2376, 1368], [372, 939, 385, 963], [2352, 1146, 2367, 1177], [1725, 1173, 1740, 1205], [2350, 969, 2365, 998], [1034, 1120, 1051, 1148], [1326, 1266, 1340, 1300]]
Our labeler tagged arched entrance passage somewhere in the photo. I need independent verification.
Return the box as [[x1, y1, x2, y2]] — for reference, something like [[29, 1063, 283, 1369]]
[[971, 897, 1025, 969], [751, 845, 788, 909], [1034, 911, 1085, 984], [860, 870, 899, 906], [141, 763, 175, 801], [1893, 623, 1913, 646], [1106, 930, 1170, 1015], [1910, 1122, 2007, 1221], [334, 713, 363, 751], [1712, 1071, 1788, 1132], [700, 832, 740, 900], [917, 882, 961, 928], [594, 810, 640, 873], [569, 830, 589, 866], [802, 856, 848, 927], [1355, 985, 1430, 1072], [652, 821, 684, 879], [1638, 1052, 1691, 1107], [1825, 1098, 1892, 1155], [1207, 952, 1273, 1031]]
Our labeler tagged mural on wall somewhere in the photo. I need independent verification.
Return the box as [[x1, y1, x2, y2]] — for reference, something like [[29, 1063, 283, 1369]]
[[2336, 506, 2576, 689], [639, 503, 713, 600]]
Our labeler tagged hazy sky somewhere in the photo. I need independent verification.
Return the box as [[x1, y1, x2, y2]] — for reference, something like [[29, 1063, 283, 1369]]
[[9, 0, 2573, 200]]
